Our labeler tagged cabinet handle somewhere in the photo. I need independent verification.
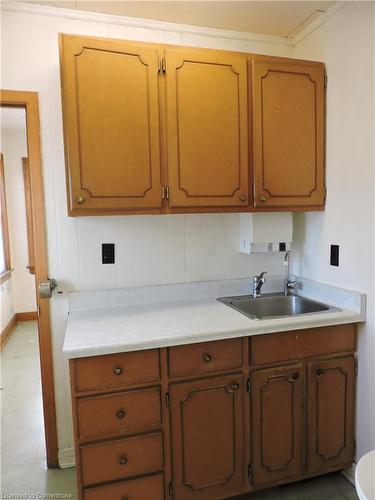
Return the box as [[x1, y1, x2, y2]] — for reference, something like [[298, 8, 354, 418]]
[[113, 366, 123, 376], [259, 195, 267, 203], [239, 195, 247, 202], [119, 456, 128, 466], [316, 368, 324, 377], [292, 372, 300, 380], [203, 353, 212, 363], [116, 409, 126, 419], [226, 383, 239, 393], [76, 196, 84, 204]]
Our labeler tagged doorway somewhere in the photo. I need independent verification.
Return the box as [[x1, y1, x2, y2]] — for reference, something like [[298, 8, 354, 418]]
[[0, 90, 58, 469]]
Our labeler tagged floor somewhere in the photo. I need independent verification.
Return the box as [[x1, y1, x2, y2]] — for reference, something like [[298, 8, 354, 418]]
[[0, 321, 358, 500]]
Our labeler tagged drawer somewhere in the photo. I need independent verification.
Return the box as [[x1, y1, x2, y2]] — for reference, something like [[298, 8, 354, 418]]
[[80, 433, 163, 486], [73, 349, 160, 393], [250, 325, 356, 366], [77, 387, 162, 440], [168, 338, 243, 378], [83, 473, 164, 500]]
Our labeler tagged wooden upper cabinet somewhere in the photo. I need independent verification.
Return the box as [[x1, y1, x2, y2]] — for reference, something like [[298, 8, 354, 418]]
[[170, 374, 244, 499], [252, 55, 325, 209], [251, 364, 304, 486], [59, 34, 163, 214], [165, 49, 249, 209], [307, 356, 355, 473]]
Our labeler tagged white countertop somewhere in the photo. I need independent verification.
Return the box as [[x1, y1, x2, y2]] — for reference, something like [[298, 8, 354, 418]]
[[63, 297, 362, 359]]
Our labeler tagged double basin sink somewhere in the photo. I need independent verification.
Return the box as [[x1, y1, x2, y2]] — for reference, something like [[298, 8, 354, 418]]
[[218, 293, 339, 320]]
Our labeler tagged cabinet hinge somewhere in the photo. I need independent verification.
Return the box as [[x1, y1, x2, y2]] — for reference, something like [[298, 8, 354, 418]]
[[166, 392, 170, 408], [324, 72, 328, 88], [248, 464, 253, 483], [355, 355, 358, 376], [37, 305, 41, 318], [247, 379, 251, 393], [165, 186, 170, 200], [168, 480, 174, 497], [162, 57, 166, 73]]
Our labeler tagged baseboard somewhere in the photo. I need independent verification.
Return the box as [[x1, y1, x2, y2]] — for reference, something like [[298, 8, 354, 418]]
[[0, 311, 38, 350], [342, 462, 356, 486], [0, 314, 17, 350], [17, 310, 38, 321], [58, 447, 76, 469]]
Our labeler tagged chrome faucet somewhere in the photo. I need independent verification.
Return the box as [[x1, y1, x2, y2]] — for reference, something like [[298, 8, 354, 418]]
[[284, 250, 297, 296], [252, 271, 267, 298]]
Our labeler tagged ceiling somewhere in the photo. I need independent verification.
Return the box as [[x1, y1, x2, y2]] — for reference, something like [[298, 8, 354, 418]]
[[16, 1, 336, 38]]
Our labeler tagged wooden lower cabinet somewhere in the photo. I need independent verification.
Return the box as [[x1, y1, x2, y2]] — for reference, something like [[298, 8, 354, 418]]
[[251, 364, 304, 486], [170, 374, 244, 499], [307, 356, 356, 473], [69, 325, 356, 499]]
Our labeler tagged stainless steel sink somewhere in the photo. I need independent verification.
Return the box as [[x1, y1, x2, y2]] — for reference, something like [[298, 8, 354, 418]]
[[217, 294, 340, 320]]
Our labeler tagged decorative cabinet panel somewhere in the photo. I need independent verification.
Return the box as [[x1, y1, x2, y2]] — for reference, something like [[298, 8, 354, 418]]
[[307, 356, 355, 473], [59, 34, 163, 214], [251, 364, 304, 486], [252, 55, 325, 209], [69, 329, 355, 499], [165, 49, 249, 209], [170, 374, 244, 499], [60, 35, 327, 215]]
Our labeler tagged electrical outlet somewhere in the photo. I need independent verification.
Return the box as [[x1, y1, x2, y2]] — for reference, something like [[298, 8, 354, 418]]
[[330, 245, 339, 267], [102, 243, 115, 264]]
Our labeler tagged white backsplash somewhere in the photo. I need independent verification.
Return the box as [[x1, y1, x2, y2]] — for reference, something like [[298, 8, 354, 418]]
[[62, 213, 287, 293]]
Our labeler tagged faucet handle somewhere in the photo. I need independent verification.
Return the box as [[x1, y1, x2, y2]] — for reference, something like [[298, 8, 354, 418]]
[[257, 271, 267, 281]]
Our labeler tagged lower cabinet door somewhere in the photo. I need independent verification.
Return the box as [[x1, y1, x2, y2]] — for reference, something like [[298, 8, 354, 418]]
[[251, 364, 304, 486], [170, 374, 244, 499], [307, 356, 355, 473]]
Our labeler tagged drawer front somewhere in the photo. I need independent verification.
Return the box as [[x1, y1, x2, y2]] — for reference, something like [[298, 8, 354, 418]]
[[77, 388, 161, 440], [80, 433, 163, 486], [250, 325, 356, 366], [168, 338, 243, 378], [83, 473, 164, 500], [74, 349, 160, 393]]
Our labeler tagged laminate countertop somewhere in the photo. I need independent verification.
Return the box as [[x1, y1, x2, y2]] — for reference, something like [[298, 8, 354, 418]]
[[63, 296, 362, 359]]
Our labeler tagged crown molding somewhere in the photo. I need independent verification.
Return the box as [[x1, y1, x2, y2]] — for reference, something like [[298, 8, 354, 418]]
[[1, 1, 293, 47], [292, 1, 349, 46]]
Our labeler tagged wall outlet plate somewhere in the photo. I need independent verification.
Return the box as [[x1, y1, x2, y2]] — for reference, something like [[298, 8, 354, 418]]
[[102, 243, 115, 264], [330, 244, 339, 267]]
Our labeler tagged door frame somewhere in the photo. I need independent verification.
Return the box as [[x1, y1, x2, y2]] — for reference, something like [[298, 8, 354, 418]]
[[0, 89, 59, 467]]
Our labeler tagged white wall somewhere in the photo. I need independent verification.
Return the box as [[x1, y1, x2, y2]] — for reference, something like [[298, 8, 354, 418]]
[[1, 126, 37, 315], [0, 3, 293, 455], [292, 2, 375, 459]]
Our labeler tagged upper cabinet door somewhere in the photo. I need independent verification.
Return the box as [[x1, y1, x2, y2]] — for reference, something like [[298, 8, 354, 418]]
[[165, 49, 249, 209], [60, 35, 163, 214], [252, 56, 325, 209]]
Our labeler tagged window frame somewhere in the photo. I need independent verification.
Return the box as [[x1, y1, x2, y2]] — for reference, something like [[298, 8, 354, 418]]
[[0, 152, 11, 284]]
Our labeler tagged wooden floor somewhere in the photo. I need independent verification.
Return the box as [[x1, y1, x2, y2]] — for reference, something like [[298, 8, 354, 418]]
[[1, 322, 358, 500]]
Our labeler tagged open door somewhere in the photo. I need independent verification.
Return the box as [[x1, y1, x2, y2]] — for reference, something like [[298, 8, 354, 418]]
[[0, 90, 58, 467]]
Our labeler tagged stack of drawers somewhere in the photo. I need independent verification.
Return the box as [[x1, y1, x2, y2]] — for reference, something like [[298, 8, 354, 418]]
[[70, 349, 165, 499]]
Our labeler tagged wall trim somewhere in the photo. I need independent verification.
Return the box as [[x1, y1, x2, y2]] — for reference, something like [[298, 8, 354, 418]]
[[1, 1, 293, 47], [58, 447, 76, 469], [0, 311, 38, 350], [0, 314, 18, 350], [292, 2, 349, 46], [17, 310, 38, 321], [342, 462, 356, 486]]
